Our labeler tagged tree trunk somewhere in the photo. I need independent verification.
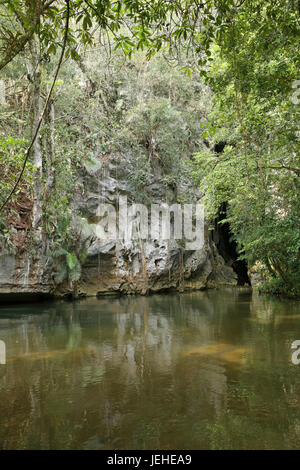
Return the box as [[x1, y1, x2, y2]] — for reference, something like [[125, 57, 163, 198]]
[[43, 98, 56, 201], [28, 40, 43, 239]]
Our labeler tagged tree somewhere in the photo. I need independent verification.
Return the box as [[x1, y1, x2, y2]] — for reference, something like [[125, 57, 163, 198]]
[[192, 0, 300, 295], [0, 1, 256, 211]]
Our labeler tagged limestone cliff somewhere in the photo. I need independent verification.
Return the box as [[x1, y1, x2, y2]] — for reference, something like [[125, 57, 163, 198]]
[[0, 153, 238, 301]]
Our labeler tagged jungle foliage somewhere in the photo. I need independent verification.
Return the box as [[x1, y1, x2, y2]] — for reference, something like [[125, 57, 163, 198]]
[[191, 0, 300, 295], [0, 0, 299, 295]]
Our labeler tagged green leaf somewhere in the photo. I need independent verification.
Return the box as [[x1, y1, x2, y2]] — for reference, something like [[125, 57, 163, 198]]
[[66, 252, 78, 270]]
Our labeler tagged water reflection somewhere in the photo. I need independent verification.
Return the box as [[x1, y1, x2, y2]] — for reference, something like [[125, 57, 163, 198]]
[[0, 290, 300, 449]]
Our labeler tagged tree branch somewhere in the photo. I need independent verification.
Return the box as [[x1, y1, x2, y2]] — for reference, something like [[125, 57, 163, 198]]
[[265, 165, 300, 176], [0, 0, 57, 71], [0, 0, 70, 214]]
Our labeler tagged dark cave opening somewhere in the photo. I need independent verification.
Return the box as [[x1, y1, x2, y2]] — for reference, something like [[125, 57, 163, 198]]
[[214, 141, 227, 154], [212, 202, 251, 286], [212, 141, 250, 287]]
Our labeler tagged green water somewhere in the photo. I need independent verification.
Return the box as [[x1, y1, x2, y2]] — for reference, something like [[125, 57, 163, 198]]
[[0, 289, 300, 450]]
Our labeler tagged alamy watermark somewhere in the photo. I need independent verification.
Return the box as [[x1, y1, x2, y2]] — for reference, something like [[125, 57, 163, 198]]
[[0, 80, 5, 105], [0, 340, 5, 365], [291, 340, 300, 365], [292, 80, 300, 105], [93, 196, 205, 250]]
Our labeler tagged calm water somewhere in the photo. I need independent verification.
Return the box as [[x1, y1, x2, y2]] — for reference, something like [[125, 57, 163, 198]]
[[0, 289, 300, 450]]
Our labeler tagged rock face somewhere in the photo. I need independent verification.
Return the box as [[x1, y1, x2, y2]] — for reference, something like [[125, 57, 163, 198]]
[[66, 154, 217, 297], [77, 238, 214, 296], [0, 252, 52, 301], [0, 154, 239, 300]]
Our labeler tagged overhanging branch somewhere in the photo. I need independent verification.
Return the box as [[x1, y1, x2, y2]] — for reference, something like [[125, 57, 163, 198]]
[[0, 0, 70, 214]]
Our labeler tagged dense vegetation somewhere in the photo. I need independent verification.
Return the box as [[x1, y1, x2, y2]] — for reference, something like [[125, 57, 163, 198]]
[[0, 0, 299, 296], [191, 1, 300, 295]]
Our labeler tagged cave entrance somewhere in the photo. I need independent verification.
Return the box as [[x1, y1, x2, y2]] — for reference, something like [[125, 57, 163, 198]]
[[212, 202, 251, 286], [212, 142, 250, 287]]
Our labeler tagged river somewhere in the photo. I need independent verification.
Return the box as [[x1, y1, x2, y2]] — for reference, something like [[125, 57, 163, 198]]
[[0, 289, 299, 449]]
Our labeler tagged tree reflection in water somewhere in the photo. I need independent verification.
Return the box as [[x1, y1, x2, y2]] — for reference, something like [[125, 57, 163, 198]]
[[0, 290, 300, 449]]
